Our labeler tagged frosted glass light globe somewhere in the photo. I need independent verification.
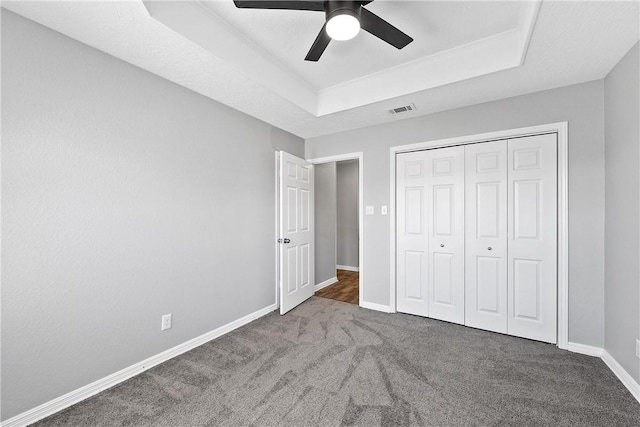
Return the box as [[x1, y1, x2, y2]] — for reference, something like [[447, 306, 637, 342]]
[[326, 14, 360, 41]]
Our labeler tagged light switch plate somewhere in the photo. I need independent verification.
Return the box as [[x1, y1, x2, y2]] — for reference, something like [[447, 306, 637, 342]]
[[365, 206, 374, 215], [381, 206, 388, 215], [636, 339, 640, 359], [161, 313, 172, 331]]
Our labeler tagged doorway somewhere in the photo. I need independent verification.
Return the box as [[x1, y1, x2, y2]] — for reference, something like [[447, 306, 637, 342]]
[[308, 153, 364, 306]]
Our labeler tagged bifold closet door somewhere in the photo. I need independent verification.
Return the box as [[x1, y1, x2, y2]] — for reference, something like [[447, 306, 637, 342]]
[[396, 146, 465, 323], [464, 141, 508, 334], [426, 146, 465, 324], [507, 134, 557, 343], [397, 151, 430, 317]]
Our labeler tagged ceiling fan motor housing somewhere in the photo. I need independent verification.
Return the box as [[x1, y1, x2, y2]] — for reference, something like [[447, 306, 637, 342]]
[[326, 1, 362, 23]]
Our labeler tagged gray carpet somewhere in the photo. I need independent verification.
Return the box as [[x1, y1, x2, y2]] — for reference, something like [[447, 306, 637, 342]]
[[35, 297, 640, 426]]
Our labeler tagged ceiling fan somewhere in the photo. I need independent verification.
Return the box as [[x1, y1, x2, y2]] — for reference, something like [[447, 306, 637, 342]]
[[232, 0, 413, 61]]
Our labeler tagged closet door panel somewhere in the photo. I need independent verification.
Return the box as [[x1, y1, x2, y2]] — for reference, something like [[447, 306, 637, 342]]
[[397, 152, 430, 317], [427, 146, 465, 324], [464, 141, 508, 333], [507, 134, 557, 343]]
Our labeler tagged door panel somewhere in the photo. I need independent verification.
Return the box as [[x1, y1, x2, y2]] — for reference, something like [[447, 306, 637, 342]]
[[464, 141, 508, 333], [433, 185, 453, 235], [476, 256, 500, 313], [427, 146, 465, 324], [507, 134, 557, 343], [477, 183, 500, 237], [513, 180, 541, 239], [279, 151, 314, 314], [397, 152, 429, 317], [405, 251, 425, 300], [513, 258, 541, 320], [433, 252, 453, 305], [405, 187, 423, 234]]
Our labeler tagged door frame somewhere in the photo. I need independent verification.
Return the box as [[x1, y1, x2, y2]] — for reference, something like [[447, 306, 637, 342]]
[[307, 152, 365, 307], [389, 122, 569, 349]]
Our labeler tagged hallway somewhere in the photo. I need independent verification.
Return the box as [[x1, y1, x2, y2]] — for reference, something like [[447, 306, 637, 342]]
[[314, 270, 359, 305]]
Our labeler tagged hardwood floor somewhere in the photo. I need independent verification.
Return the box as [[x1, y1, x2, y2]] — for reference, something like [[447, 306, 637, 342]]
[[314, 269, 359, 305]]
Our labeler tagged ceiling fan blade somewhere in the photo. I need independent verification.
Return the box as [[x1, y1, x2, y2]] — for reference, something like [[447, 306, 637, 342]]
[[233, 1, 325, 11], [360, 7, 413, 49], [305, 24, 331, 61]]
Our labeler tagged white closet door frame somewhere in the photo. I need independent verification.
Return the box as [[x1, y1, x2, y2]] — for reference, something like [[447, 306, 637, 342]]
[[389, 122, 569, 349]]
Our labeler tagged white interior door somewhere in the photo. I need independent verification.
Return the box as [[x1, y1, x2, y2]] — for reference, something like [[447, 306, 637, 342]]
[[397, 151, 430, 317], [426, 146, 465, 324], [279, 151, 314, 315], [464, 141, 508, 333], [507, 134, 557, 343]]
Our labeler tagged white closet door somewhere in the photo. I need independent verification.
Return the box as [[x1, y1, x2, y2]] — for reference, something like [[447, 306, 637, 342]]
[[464, 141, 508, 333], [426, 146, 465, 324], [507, 134, 557, 343], [397, 151, 430, 317]]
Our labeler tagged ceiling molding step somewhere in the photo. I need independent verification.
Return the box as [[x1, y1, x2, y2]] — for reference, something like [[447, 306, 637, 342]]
[[516, 0, 543, 66], [142, 0, 319, 115]]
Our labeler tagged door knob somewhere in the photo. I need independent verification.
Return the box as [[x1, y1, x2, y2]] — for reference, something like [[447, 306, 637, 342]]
[[440, 244, 444, 248], [283, 238, 291, 244], [488, 247, 492, 250]]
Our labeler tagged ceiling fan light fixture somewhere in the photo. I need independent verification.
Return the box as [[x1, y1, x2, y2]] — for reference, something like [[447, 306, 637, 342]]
[[326, 13, 360, 40]]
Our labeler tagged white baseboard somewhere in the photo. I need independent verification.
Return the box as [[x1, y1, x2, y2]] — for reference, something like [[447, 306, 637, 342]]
[[566, 342, 604, 357], [336, 265, 359, 272], [566, 343, 640, 404], [601, 350, 640, 404], [1, 303, 278, 427], [360, 301, 394, 313], [314, 277, 338, 291]]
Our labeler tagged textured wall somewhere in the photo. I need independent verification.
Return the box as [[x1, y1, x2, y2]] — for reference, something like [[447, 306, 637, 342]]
[[1, 11, 303, 420], [336, 161, 359, 268], [604, 42, 640, 382], [307, 80, 606, 348], [314, 162, 337, 284]]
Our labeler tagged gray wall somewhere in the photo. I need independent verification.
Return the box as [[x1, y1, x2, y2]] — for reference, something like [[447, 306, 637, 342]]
[[1, 11, 303, 421], [314, 162, 337, 284], [307, 80, 606, 348], [604, 42, 640, 382], [336, 161, 359, 268]]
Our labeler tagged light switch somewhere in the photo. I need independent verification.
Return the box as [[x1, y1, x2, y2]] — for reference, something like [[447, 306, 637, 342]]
[[365, 206, 374, 215], [381, 206, 388, 215]]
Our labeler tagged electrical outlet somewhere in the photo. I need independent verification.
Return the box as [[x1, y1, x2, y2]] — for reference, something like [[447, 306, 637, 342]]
[[636, 339, 640, 359], [161, 313, 172, 331], [365, 206, 374, 215]]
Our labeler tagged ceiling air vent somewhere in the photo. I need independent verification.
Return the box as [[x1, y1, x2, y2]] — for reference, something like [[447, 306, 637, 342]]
[[388, 103, 416, 115]]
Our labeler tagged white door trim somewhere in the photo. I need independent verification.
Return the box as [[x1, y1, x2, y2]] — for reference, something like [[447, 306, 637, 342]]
[[307, 152, 364, 308], [389, 122, 569, 349]]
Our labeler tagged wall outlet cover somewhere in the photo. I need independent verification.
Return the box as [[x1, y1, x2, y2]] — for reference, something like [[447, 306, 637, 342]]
[[365, 206, 374, 215], [161, 313, 172, 331]]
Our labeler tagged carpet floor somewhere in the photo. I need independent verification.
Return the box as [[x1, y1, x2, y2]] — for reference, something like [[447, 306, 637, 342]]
[[35, 297, 640, 426]]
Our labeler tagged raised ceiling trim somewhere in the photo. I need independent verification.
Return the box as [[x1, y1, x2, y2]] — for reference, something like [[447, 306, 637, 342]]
[[142, 0, 319, 115], [143, 1, 540, 117]]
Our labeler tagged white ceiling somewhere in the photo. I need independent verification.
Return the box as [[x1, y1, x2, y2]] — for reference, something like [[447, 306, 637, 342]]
[[3, 1, 639, 139], [199, 1, 522, 89]]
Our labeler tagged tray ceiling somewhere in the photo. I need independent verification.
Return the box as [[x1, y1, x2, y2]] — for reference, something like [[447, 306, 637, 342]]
[[3, 1, 639, 138], [143, 1, 540, 116]]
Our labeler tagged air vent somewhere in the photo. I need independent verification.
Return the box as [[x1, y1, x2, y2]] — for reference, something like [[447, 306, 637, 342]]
[[388, 103, 416, 115]]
